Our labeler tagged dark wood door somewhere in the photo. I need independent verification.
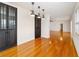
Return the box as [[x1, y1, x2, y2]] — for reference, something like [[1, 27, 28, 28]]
[[60, 24, 63, 32], [35, 15, 41, 38], [0, 3, 17, 51]]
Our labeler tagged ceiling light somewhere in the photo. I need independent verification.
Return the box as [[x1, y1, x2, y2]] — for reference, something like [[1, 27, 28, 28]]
[[37, 6, 41, 18], [42, 9, 45, 18], [30, 2, 35, 16], [30, 2, 45, 18], [37, 13, 41, 18], [30, 10, 35, 16]]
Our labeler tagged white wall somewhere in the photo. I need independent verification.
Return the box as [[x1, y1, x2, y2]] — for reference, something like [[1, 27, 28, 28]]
[[17, 6, 35, 45], [71, 3, 79, 56], [3, 2, 50, 45], [41, 15, 50, 38], [3, 2, 35, 45], [50, 20, 70, 32]]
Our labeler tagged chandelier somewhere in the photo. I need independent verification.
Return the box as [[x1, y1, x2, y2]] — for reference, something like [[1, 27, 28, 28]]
[[30, 2, 35, 16], [30, 2, 45, 18]]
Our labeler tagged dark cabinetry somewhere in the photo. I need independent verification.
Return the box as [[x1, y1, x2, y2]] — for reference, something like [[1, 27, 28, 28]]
[[0, 3, 17, 50]]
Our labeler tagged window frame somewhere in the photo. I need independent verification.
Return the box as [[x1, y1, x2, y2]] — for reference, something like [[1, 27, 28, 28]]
[[75, 9, 79, 35]]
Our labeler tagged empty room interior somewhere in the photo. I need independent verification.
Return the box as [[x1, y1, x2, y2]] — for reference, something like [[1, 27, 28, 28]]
[[0, 2, 79, 57]]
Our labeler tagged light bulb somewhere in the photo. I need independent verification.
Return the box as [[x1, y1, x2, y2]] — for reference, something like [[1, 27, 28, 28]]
[[30, 10, 35, 17], [37, 13, 41, 18]]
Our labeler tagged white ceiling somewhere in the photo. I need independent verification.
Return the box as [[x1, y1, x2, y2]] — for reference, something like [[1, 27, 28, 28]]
[[16, 2, 76, 21]]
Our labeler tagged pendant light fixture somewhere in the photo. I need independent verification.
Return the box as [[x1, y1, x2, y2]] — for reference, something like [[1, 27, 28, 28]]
[[30, 2, 45, 19], [37, 6, 41, 18], [30, 2, 35, 16], [42, 9, 45, 18]]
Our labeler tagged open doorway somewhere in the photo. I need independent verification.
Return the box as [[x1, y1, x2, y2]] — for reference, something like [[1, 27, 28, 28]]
[[35, 15, 41, 38], [60, 24, 63, 32]]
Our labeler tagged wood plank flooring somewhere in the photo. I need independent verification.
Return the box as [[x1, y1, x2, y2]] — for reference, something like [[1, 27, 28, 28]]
[[0, 31, 78, 57]]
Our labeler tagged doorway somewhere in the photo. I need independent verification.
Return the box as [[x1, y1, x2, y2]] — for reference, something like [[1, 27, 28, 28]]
[[35, 15, 41, 38], [60, 24, 63, 32]]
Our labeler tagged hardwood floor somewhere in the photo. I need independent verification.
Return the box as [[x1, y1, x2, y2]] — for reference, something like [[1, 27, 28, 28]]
[[0, 31, 78, 57]]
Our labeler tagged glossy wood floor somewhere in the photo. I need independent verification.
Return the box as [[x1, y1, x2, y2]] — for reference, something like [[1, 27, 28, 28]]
[[0, 31, 78, 57]]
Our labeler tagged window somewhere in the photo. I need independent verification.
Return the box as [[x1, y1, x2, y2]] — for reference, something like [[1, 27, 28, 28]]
[[75, 10, 79, 35]]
